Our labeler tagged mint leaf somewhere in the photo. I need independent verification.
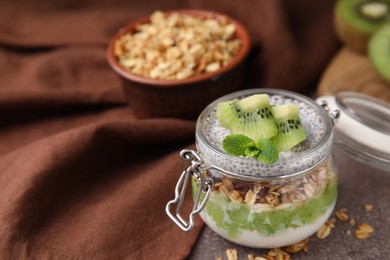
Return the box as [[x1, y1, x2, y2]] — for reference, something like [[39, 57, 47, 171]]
[[222, 134, 279, 164], [222, 134, 255, 156], [244, 146, 260, 158], [255, 139, 279, 164]]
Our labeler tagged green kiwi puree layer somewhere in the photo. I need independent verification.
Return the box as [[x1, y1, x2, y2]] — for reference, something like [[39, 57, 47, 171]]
[[192, 177, 337, 238]]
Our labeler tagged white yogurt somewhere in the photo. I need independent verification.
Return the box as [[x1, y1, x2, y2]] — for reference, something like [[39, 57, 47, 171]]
[[200, 202, 336, 248]]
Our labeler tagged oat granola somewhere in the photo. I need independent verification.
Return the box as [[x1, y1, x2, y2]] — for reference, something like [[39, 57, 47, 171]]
[[215, 165, 335, 209], [316, 220, 335, 239], [267, 248, 291, 260], [335, 208, 349, 222], [114, 11, 241, 80], [284, 238, 309, 254], [363, 204, 373, 212], [354, 223, 374, 240], [226, 248, 238, 260], [248, 254, 268, 260]]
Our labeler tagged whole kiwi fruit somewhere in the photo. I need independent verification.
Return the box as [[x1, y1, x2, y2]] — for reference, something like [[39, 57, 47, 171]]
[[335, 0, 390, 52], [368, 22, 390, 82]]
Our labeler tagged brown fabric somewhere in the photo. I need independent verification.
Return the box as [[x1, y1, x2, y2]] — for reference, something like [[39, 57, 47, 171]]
[[0, 0, 339, 259]]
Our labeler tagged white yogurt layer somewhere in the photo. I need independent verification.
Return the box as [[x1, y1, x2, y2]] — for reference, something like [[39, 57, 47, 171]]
[[200, 202, 336, 248]]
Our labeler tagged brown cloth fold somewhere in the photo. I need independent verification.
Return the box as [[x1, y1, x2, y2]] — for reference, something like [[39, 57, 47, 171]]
[[0, 0, 339, 259]]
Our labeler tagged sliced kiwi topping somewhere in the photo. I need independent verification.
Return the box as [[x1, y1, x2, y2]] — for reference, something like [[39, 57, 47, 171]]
[[233, 103, 273, 123], [216, 94, 278, 141], [216, 94, 307, 163], [276, 119, 303, 134], [271, 104, 307, 152]]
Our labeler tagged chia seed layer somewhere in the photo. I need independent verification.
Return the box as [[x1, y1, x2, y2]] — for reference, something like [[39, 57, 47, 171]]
[[196, 89, 333, 177]]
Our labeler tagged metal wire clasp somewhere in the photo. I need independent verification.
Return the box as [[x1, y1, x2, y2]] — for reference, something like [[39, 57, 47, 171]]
[[165, 149, 213, 232], [318, 100, 340, 126]]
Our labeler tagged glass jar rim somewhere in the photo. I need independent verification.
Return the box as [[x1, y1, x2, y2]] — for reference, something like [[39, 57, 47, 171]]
[[195, 88, 334, 181]]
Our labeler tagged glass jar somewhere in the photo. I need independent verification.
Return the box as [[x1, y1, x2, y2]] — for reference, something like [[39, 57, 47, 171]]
[[166, 88, 339, 248], [317, 92, 390, 172]]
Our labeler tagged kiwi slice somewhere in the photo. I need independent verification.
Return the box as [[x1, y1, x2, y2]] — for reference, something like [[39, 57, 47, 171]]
[[335, 0, 390, 52], [271, 103, 307, 152], [216, 94, 278, 140], [368, 22, 390, 81]]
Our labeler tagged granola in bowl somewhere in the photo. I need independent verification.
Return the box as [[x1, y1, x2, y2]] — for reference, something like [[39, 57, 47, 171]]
[[114, 11, 242, 80], [107, 10, 250, 118]]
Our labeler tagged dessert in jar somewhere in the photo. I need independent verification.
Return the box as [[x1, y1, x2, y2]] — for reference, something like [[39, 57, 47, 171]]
[[166, 88, 340, 248]]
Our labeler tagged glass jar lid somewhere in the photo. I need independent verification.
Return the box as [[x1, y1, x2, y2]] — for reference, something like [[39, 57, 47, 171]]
[[316, 92, 390, 171]]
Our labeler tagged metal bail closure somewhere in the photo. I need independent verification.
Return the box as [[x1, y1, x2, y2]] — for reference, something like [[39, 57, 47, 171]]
[[318, 99, 340, 126], [165, 149, 213, 232]]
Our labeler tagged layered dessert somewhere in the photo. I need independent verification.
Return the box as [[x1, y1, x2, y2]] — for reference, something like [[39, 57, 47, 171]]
[[193, 164, 337, 248], [194, 90, 337, 248]]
